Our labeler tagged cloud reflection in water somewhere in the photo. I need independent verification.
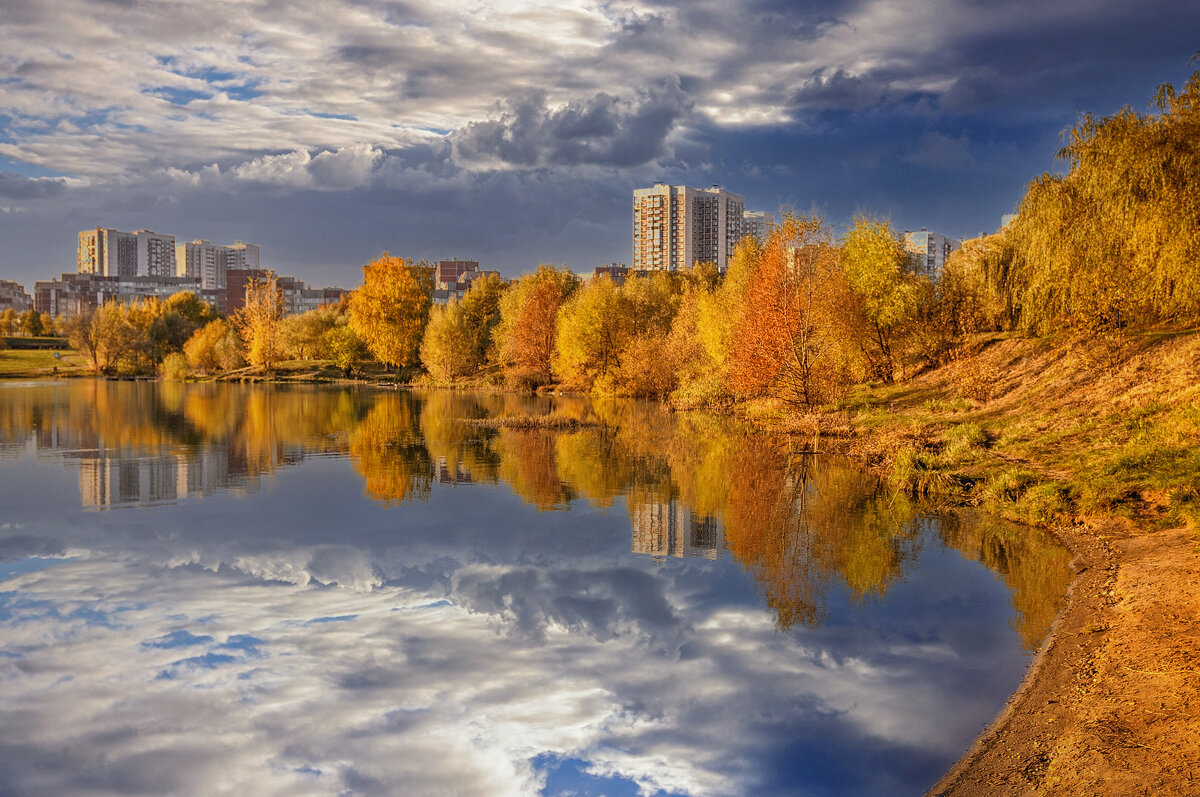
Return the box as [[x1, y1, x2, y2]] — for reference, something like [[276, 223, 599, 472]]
[[0, 382, 1073, 796]]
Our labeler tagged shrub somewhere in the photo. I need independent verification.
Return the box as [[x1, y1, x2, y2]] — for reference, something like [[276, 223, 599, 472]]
[[160, 352, 190, 380]]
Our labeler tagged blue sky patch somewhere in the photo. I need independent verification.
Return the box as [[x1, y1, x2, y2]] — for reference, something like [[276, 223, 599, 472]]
[[534, 753, 672, 797], [142, 629, 215, 649]]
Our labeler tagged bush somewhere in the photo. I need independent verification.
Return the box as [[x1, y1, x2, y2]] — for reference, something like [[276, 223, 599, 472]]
[[160, 352, 190, 380]]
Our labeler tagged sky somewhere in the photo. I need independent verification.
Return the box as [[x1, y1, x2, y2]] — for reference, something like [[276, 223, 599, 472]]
[[0, 0, 1197, 290]]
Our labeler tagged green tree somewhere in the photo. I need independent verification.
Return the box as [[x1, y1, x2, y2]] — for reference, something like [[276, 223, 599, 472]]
[[164, 291, 216, 328], [349, 253, 431, 369], [21, 309, 43, 336], [840, 216, 926, 383]]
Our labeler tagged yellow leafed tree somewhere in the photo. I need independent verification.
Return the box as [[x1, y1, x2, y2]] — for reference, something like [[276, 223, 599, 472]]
[[349, 253, 431, 369], [234, 272, 285, 371]]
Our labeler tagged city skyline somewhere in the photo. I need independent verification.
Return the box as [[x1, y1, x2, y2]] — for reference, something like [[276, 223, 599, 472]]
[[1, 1, 1198, 291]]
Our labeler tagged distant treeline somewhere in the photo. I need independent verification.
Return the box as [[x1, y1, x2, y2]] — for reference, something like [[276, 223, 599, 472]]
[[58, 69, 1200, 403]]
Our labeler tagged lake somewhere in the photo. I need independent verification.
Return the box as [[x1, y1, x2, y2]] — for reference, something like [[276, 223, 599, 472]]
[[0, 380, 1072, 796]]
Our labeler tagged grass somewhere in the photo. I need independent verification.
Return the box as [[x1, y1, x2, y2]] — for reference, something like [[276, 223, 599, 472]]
[[0, 348, 85, 376], [459, 414, 600, 430], [787, 327, 1200, 529]]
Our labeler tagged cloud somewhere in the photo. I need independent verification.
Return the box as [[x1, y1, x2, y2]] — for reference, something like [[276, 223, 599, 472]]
[[0, 172, 69, 200], [453, 80, 692, 169], [904, 131, 976, 170], [0, 0, 1198, 289], [228, 144, 383, 190]]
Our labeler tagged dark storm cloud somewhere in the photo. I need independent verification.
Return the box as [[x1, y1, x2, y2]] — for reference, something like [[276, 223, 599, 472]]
[[0, 172, 69, 200], [453, 80, 691, 168]]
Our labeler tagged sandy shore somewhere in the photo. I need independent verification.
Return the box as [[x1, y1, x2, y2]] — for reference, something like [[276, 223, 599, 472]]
[[930, 515, 1199, 795]]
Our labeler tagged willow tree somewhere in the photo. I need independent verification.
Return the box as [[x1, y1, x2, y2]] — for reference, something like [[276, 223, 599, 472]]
[[1005, 68, 1200, 332], [349, 254, 431, 370]]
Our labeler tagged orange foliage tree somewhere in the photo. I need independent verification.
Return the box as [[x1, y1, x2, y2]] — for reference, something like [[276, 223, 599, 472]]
[[728, 213, 862, 406], [493, 265, 577, 387]]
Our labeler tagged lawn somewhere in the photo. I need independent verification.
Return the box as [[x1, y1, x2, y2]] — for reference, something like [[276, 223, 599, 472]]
[[0, 348, 85, 376]]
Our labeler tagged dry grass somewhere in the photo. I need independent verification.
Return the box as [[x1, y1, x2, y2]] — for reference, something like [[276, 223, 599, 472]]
[[458, 414, 600, 430], [806, 327, 1200, 527]]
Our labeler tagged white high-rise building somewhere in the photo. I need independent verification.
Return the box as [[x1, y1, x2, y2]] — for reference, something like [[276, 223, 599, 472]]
[[135, 229, 177, 278], [175, 239, 261, 289], [633, 184, 745, 272], [903, 228, 959, 277], [742, 210, 776, 243]]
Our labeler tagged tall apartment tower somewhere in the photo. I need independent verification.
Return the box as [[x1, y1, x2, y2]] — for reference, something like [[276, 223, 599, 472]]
[[226, 241, 260, 270], [78, 228, 138, 277], [175, 239, 261, 289], [633, 184, 745, 272], [742, 210, 776, 243], [135, 229, 177, 277], [903, 228, 959, 277], [77, 228, 175, 277]]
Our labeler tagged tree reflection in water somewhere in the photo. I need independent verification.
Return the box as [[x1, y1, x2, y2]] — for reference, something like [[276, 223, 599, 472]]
[[0, 380, 1072, 647]]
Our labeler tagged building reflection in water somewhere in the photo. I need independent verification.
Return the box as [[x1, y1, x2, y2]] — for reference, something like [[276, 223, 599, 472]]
[[630, 499, 723, 561], [75, 449, 271, 509]]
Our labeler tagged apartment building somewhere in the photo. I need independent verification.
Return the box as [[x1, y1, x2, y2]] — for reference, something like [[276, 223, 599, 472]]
[[633, 184, 746, 272], [222, 268, 347, 316], [0, 279, 32, 313], [742, 210, 776, 243], [903, 228, 960, 277], [78, 228, 177, 277], [175, 240, 260, 290], [34, 273, 220, 320]]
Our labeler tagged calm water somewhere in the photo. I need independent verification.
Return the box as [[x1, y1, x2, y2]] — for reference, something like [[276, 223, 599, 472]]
[[0, 381, 1072, 797]]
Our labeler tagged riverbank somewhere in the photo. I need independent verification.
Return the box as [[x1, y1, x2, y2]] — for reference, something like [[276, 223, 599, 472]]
[[751, 329, 1200, 795]]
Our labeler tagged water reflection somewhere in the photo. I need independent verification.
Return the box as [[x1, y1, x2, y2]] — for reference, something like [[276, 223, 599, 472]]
[[0, 381, 1074, 796]]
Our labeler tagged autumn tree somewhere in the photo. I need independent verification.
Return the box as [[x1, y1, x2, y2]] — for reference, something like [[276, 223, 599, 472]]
[[727, 213, 863, 406], [840, 216, 926, 383], [553, 275, 627, 390], [234, 272, 285, 371], [349, 253, 431, 370], [553, 270, 683, 396], [1003, 69, 1200, 333], [184, 318, 245, 373], [421, 299, 477, 381], [324, 324, 368, 375], [67, 304, 139, 374], [279, 306, 342, 360], [420, 274, 507, 382], [492, 265, 577, 388]]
